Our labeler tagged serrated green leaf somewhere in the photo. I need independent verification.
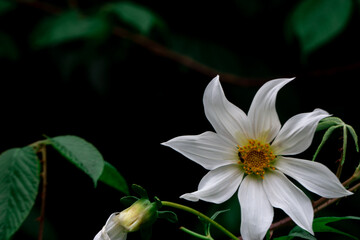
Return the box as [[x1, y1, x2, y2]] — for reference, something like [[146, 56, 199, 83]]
[[347, 125, 359, 152], [104, 1, 165, 35], [290, 0, 353, 56], [0, 147, 40, 240], [31, 10, 109, 48], [313, 125, 341, 161], [313, 216, 360, 239], [48, 135, 105, 186], [158, 211, 178, 223], [99, 161, 129, 195]]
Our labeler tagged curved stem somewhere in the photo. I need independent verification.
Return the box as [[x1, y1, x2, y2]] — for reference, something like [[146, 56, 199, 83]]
[[161, 201, 239, 240]]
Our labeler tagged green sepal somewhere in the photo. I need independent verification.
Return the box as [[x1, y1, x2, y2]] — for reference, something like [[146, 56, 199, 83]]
[[120, 196, 139, 207], [158, 211, 178, 223], [316, 117, 344, 131], [313, 125, 341, 161], [153, 196, 162, 209], [132, 184, 149, 199], [347, 125, 359, 152], [201, 209, 229, 237]]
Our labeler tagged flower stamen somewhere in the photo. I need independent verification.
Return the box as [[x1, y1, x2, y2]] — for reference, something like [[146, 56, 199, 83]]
[[237, 139, 276, 178]]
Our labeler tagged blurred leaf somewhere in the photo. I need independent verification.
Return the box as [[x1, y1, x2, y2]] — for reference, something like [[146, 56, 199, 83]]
[[158, 211, 178, 223], [48, 135, 105, 186], [0, 0, 15, 15], [104, 1, 166, 35], [289, 0, 353, 56], [31, 10, 109, 48], [0, 32, 18, 60], [169, 34, 243, 74], [312, 216, 360, 239], [99, 161, 129, 195], [0, 147, 40, 240]]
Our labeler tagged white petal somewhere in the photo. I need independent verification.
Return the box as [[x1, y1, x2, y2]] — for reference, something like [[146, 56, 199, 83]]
[[247, 78, 294, 143], [263, 171, 314, 235], [161, 131, 238, 170], [272, 109, 330, 155], [238, 175, 274, 240], [275, 157, 352, 198], [180, 164, 243, 204], [94, 213, 128, 240], [203, 76, 250, 145]]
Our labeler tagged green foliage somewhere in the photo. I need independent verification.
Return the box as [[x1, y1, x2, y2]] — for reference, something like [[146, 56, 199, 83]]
[[99, 161, 129, 195], [289, 0, 353, 57], [103, 1, 166, 35], [0, 147, 40, 240], [313, 117, 359, 165], [274, 216, 360, 240], [31, 10, 109, 48], [0, 0, 15, 15], [47, 135, 105, 186]]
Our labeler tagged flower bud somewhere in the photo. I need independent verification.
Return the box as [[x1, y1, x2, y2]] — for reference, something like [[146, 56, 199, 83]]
[[117, 199, 158, 232]]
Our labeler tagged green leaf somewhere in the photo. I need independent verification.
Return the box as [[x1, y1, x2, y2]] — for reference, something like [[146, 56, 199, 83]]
[[31, 10, 109, 48], [104, 1, 166, 35], [48, 135, 105, 186], [288, 226, 316, 240], [0, 147, 40, 240], [99, 161, 129, 195], [347, 125, 359, 152], [313, 125, 341, 161], [312, 216, 360, 239], [290, 0, 353, 56]]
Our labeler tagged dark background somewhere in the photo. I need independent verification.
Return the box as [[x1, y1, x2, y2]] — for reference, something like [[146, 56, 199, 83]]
[[1, 0, 360, 239]]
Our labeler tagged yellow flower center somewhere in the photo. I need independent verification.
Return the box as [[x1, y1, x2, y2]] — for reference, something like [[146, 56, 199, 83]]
[[237, 139, 276, 178]]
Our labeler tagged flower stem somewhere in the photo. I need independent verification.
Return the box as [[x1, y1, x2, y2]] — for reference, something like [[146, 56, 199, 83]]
[[161, 201, 239, 240], [180, 226, 212, 240]]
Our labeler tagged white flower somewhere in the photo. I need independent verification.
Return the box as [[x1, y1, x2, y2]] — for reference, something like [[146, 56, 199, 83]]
[[94, 199, 157, 240], [94, 213, 128, 240], [162, 76, 352, 240]]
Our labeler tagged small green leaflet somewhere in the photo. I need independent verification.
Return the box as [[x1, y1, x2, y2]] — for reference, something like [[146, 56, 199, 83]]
[[0, 147, 40, 240], [47, 135, 105, 186]]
